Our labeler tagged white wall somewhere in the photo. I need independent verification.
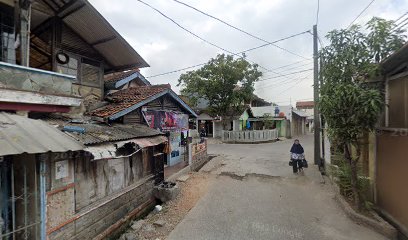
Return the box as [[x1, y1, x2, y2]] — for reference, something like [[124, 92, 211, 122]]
[[213, 121, 223, 138]]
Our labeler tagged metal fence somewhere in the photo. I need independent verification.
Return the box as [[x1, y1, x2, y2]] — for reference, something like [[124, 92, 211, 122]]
[[222, 129, 279, 143]]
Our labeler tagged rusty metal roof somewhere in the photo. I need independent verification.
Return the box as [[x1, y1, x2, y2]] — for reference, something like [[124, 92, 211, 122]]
[[31, 0, 149, 71], [296, 101, 314, 108], [0, 113, 84, 156], [61, 123, 164, 145]]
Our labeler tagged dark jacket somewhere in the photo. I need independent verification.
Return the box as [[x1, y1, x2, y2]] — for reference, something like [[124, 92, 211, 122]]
[[290, 144, 304, 154]]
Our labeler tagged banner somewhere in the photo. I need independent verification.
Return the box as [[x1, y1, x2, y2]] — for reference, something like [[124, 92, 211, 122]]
[[144, 110, 188, 132]]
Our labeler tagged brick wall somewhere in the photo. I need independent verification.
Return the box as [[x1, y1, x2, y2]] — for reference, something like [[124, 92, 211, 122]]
[[48, 176, 155, 240], [190, 140, 208, 171]]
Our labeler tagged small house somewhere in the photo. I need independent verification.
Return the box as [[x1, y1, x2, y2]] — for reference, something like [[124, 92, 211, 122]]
[[90, 86, 197, 168]]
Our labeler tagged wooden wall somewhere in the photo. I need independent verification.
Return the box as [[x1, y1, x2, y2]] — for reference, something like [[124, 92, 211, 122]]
[[376, 131, 408, 235]]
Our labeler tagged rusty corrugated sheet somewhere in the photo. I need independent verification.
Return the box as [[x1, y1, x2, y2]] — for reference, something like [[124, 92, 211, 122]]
[[0, 113, 84, 156], [85, 135, 167, 160], [58, 123, 164, 145]]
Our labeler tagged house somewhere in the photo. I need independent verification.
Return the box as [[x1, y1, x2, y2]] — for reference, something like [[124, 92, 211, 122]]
[[0, 113, 84, 240], [90, 85, 197, 168], [41, 117, 167, 239], [104, 68, 151, 92], [0, 0, 167, 239], [373, 42, 408, 237], [296, 101, 314, 132], [249, 105, 308, 137], [296, 101, 314, 116], [0, 0, 149, 116]]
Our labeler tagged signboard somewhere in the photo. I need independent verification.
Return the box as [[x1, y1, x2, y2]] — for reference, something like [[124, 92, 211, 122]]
[[55, 160, 69, 180], [144, 110, 188, 132]]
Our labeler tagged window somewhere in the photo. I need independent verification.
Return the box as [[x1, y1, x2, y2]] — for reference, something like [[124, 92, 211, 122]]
[[81, 59, 101, 86], [0, 3, 15, 63], [388, 76, 408, 128]]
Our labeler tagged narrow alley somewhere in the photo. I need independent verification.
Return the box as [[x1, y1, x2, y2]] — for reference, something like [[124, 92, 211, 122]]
[[167, 135, 387, 240]]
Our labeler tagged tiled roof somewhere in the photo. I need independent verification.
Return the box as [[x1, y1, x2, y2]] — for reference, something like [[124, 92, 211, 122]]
[[296, 101, 314, 108], [104, 68, 139, 83], [91, 86, 167, 118]]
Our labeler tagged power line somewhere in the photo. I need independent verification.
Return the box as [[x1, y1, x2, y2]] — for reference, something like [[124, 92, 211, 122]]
[[268, 59, 312, 71], [262, 61, 313, 77], [171, 0, 308, 59], [392, 16, 408, 31], [258, 70, 313, 89], [347, 0, 375, 29], [258, 69, 313, 82], [146, 57, 312, 79], [262, 63, 311, 78], [276, 73, 313, 95], [136, 0, 310, 78], [394, 11, 408, 23], [146, 63, 206, 78]]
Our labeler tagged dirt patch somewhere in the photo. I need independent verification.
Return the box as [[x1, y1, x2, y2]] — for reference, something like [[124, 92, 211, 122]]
[[119, 172, 214, 240]]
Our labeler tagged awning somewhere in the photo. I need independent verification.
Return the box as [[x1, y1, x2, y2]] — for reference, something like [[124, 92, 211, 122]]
[[0, 112, 84, 156], [85, 135, 167, 160]]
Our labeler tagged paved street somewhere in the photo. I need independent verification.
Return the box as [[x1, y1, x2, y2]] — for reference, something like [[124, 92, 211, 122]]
[[168, 134, 388, 240]]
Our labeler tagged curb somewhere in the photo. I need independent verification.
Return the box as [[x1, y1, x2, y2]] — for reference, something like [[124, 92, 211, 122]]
[[334, 194, 398, 239], [166, 165, 191, 182]]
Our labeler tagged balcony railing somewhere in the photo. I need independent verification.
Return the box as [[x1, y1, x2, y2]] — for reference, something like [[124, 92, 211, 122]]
[[222, 129, 279, 143], [0, 61, 77, 96]]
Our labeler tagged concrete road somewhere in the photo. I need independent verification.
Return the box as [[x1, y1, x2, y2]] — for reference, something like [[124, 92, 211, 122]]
[[167, 134, 388, 240]]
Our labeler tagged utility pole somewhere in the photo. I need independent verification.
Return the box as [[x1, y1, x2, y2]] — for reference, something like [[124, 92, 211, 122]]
[[313, 25, 321, 165]]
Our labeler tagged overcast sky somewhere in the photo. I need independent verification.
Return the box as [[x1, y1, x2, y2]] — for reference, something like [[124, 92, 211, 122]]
[[90, 0, 407, 105]]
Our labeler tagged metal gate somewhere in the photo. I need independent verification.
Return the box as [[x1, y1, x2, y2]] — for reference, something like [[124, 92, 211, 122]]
[[0, 156, 42, 240]]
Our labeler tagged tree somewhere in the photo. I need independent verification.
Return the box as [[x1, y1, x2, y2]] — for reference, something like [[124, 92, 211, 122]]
[[178, 54, 262, 126], [319, 17, 406, 210]]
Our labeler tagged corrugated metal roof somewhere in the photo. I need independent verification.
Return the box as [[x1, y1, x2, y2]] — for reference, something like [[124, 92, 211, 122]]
[[251, 105, 293, 118], [292, 110, 309, 118], [0, 113, 84, 156], [85, 135, 167, 160], [31, 0, 149, 71], [61, 123, 164, 145]]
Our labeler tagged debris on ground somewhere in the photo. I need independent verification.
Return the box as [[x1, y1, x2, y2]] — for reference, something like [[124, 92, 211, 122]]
[[176, 174, 190, 182], [118, 172, 214, 240]]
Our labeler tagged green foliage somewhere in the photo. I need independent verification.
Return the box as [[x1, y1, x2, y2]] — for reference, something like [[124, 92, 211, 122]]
[[320, 17, 405, 210], [262, 113, 274, 129], [320, 83, 383, 146], [178, 54, 262, 117], [320, 17, 406, 146], [329, 155, 371, 209], [366, 17, 406, 63]]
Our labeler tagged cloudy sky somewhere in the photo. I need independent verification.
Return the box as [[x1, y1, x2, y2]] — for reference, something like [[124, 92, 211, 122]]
[[90, 0, 407, 105]]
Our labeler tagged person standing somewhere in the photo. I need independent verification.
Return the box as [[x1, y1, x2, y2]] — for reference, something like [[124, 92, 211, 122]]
[[290, 139, 305, 174]]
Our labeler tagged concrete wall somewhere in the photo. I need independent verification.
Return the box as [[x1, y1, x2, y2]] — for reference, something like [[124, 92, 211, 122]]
[[0, 62, 75, 97], [213, 121, 223, 138]]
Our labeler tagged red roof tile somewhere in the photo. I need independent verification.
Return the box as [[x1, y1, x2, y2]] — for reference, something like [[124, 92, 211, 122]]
[[91, 86, 167, 118], [296, 101, 314, 108], [104, 68, 139, 83]]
